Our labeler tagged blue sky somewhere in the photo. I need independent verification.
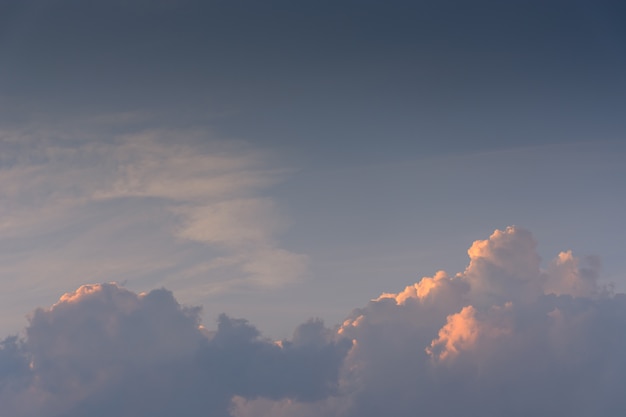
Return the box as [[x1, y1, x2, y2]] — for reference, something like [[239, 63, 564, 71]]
[[1, 0, 626, 338]]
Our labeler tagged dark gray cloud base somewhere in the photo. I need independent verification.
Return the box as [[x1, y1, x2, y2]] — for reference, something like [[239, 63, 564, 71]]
[[0, 284, 350, 417]]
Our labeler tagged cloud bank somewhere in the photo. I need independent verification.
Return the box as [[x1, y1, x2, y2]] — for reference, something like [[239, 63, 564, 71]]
[[2, 226, 626, 416]]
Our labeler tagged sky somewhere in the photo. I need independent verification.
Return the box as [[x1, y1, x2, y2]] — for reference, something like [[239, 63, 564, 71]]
[[1, 1, 626, 415]]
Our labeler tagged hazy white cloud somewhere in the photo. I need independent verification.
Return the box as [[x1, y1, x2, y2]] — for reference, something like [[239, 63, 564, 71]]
[[0, 126, 307, 330], [92, 130, 282, 202], [175, 199, 284, 246]]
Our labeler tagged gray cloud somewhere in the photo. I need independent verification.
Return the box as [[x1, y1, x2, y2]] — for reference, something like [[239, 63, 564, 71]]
[[3, 227, 626, 416], [233, 227, 626, 417], [0, 283, 350, 417]]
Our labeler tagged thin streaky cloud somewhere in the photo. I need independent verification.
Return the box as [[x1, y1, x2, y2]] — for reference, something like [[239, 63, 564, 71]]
[[0, 125, 308, 333]]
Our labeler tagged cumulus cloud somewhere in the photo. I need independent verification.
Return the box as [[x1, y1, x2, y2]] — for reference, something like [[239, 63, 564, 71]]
[[0, 283, 351, 417], [232, 226, 626, 417], [2, 226, 626, 417]]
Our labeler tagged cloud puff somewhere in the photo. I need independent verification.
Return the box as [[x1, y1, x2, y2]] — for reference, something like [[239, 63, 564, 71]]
[[0, 283, 351, 417], [233, 226, 626, 417]]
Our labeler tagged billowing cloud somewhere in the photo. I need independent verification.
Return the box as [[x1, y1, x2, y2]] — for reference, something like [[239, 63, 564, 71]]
[[232, 226, 626, 417], [0, 283, 351, 417], [2, 226, 626, 416]]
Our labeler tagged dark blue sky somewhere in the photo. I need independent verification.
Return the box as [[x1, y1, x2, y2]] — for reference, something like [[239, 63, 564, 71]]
[[2, 0, 625, 164]]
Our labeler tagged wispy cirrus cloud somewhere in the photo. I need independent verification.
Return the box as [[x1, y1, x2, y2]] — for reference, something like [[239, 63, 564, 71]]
[[0, 125, 307, 331]]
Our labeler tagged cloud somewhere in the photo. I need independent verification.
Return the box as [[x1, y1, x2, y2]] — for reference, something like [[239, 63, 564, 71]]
[[544, 250, 601, 298], [0, 283, 351, 417], [3, 226, 626, 416], [231, 226, 626, 417], [425, 305, 481, 361], [174, 199, 284, 247], [464, 226, 543, 305], [0, 126, 308, 331], [171, 198, 308, 287]]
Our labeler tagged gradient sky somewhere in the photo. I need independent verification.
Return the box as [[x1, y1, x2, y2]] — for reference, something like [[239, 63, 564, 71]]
[[1, 0, 626, 343]]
